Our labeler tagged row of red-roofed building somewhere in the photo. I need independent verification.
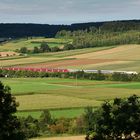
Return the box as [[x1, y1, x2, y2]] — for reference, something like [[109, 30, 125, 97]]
[[0, 67, 70, 73], [1, 67, 138, 75]]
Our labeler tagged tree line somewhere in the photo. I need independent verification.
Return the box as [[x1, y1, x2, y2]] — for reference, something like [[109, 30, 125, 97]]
[[18, 42, 75, 54], [0, 20, 140, 38], [1, 69, 140, 82], [19, 110, 86, 139], [56, 29, 140, 50], [18, 42, 60, 54], [18, 29, 140, 54]]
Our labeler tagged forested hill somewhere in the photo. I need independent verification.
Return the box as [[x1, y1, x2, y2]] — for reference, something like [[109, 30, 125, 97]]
[[0, 20, 140, 38]]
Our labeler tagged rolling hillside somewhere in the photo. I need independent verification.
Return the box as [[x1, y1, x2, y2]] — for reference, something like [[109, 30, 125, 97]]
[[1, 43, 140, 72], [66, 44, 140, 72]]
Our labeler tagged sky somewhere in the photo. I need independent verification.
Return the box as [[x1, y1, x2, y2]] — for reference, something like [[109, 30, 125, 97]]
[[0, 0, 140, 24]]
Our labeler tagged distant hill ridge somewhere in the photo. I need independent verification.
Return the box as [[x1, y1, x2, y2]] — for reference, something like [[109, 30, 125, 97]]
[[0, 20, 140, 38]]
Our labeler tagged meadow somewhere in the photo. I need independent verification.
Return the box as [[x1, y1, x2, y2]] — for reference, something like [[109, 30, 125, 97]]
[[0, 37, 71, 52], [1, 78, 140, 118]]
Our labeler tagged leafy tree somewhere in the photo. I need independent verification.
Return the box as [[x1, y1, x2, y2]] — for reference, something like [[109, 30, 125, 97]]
[[20, 116, 39, 138], [51, 46, 60, 52], [0, 81, 26, 140], [20, 47, 28, 53], [40, 42, 50, 52], [86, 95, 140, 140], [33, 47, 40, 53], [57, 28, 140, 49], [49, 117, 71, 134], [39, 110, 53, 132], [63, 44, 75, 50], [84, 107, 95, 132]]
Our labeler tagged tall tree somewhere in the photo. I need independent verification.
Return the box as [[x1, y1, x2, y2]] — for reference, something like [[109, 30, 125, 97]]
[[0, 81, 26, 140]]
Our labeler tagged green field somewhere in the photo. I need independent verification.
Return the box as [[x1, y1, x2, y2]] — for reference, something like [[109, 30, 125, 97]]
[[16, 108, 84, 119], [1, 78, 140, 118], [0, 38, 71, 52]]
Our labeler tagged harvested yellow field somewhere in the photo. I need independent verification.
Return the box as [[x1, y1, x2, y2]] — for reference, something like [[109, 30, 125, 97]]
[[65, 45, 140, 71], [69, 45, 140, 60], [66, 60, 131, 69], [31, 135, 85, 140], [0, 57, 58, 67]]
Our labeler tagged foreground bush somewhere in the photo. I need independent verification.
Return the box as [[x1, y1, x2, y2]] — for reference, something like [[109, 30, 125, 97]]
[[86, 95, 140, 140]]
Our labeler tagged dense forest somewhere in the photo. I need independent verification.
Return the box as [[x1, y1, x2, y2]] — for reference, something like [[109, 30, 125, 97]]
[[0, 20, 140, 38], [56, 21, 140, 49], [57, 30, 140, 49]]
